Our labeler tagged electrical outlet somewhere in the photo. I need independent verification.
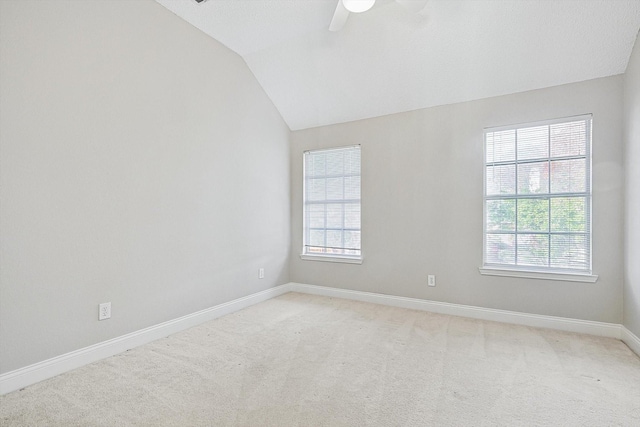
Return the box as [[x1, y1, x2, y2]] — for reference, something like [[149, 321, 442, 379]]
[[428, 275, 436, 287], [259, 268, 265, 279], [99, 302, 111, 320]]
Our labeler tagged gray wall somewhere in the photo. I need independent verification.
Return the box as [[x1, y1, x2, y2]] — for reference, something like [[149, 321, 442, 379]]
[[0, 0, 290, 374], [624, 31, 640, 337], [291, 76, 624, 324]]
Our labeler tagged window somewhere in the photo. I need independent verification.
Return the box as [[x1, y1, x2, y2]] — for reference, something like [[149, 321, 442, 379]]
[[483, 115, 593, 279], [302, 145, 361, 263]]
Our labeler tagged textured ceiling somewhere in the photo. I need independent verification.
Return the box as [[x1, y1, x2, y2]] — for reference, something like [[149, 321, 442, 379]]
[[156, 0, 640, 131]]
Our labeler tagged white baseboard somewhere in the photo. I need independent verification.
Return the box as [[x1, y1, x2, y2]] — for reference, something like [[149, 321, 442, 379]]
[[622, 326, 640, 356], [3, 282, 637, 396], [0, 284, 291, 396], [288, 283, 623, 339]]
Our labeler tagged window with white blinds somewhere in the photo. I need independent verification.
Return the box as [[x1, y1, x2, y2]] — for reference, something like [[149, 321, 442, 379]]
[[303, 145, 361, 260], [483, 115, 592, 274]]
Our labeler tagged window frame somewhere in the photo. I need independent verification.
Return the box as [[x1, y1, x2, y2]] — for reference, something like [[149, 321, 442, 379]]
[[480, 114, 597, 282], [301, 145, 362, 264]]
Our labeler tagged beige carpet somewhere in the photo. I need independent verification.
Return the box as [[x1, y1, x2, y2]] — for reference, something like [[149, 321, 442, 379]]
[[2, 292, 640, 426]]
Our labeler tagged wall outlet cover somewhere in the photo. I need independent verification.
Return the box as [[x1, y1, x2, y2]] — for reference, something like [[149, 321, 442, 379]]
[[99, 302, 111, 320]]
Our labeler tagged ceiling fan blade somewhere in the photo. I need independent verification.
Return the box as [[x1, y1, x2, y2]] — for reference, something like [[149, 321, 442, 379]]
[[395, 0, 428, 14], [329, 0, 350, 32]]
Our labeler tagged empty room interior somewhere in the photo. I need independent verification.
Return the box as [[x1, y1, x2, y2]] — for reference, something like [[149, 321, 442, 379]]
[[1, 0, 640, 425]]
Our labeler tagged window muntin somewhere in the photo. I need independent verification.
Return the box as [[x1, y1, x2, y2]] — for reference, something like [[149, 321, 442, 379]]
[[303, 146, 361, 259], [483, 116, 592, 274]]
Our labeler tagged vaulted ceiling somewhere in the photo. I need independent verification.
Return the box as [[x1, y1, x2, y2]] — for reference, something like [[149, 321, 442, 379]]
[[156, 0, 640, 131]]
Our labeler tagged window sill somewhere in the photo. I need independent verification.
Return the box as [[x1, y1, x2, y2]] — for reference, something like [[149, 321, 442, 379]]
[[479, 267, 598, 283], [300, 254, 363, 264]]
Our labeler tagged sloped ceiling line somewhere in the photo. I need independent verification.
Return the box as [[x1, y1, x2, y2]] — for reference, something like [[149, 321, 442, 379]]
[[156, 0, 640, 131]]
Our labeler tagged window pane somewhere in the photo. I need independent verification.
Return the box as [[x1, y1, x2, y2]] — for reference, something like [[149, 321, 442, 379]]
[[344, 203, 360, 229], [517, 234, 549, 267], [517, 198, 549, 232], [345, 149, 361, 174], [517, 126, 549, 160], [550, 234, 588, 269], [307, 178, 325, 201], [310, 154, 326, 177], [486, 164, 515, 195], [325, 151, 344, 176], [326, 204, 342, 229], [486, 130, 515, 163], [550, 159, 586, 193], [517, 162, 549, 194], [486, 200, 515, 231], [309, 230, 325, 247], [550, 121, 586, 157], [326, 230, 343, 252], [550, 197, 586, 232], [344, 176, 360, 199], [344, 231, 361, 251], [326, 177, 344, 200], [485, 233, 515, 265], [308, 204, 325, 228]]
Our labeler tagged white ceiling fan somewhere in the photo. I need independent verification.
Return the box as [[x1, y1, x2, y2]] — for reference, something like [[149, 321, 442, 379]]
[[329, 0, 429, 31]]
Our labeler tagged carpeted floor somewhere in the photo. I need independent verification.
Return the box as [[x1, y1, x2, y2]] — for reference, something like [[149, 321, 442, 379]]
[[1, 292, 640, 426]]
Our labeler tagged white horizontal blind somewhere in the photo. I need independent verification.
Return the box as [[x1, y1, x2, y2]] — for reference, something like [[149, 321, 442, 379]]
[[484, 115, 592, 273], [303, 146, 361, 258]]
